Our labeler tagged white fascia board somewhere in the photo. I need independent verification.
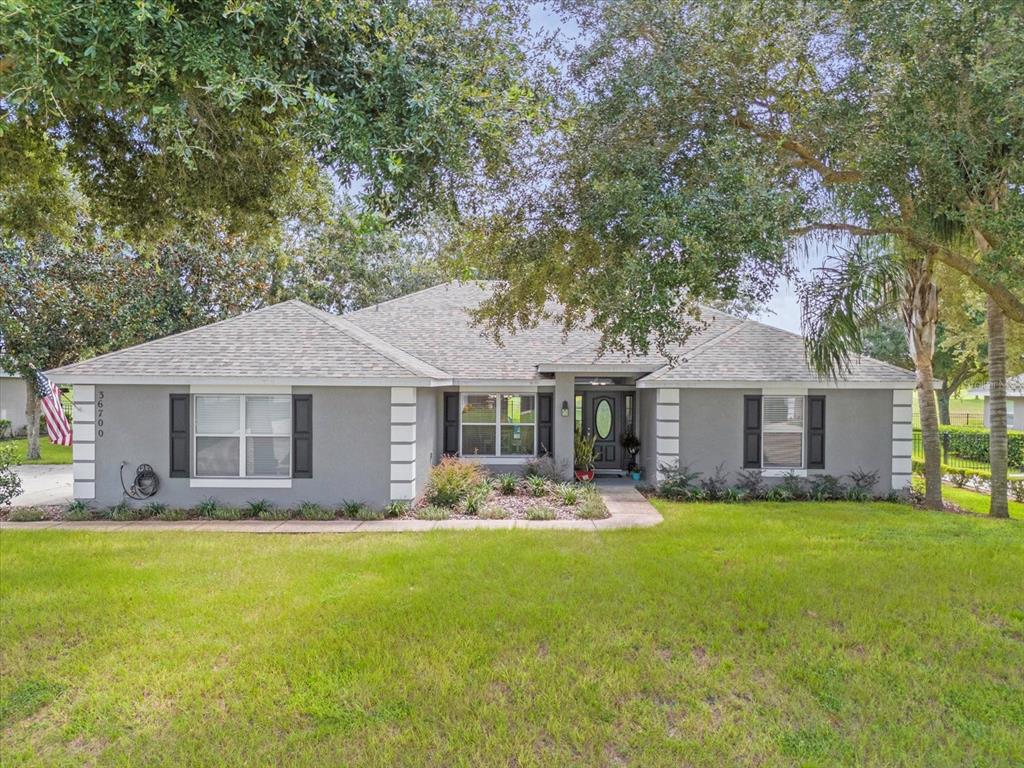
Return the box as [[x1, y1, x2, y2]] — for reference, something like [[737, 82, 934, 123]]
[[635, 378, 917, 390], [453, 379, 546, 391], [536, 363, 661, 373], [44, 375, 450, 387]]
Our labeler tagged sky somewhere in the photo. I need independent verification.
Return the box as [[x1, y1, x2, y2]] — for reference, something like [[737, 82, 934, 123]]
[[526, 3, 826, 335]]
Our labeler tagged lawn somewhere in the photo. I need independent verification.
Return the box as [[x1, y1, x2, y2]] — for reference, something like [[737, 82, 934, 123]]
[[4, 437, 72, 465], [936, 483, 1024, 518], [2, 502, 1022, 767]]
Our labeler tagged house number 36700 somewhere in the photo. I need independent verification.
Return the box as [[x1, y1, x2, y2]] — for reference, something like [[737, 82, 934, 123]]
[[96, 389, 104, 438]]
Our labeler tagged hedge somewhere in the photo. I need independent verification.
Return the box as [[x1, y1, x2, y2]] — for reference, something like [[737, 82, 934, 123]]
[[937, 425, 1024, 469]]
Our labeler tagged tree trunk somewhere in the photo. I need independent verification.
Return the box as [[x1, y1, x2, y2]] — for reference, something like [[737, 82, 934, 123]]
[[937, 390, 951, 425], [24, 378, 41, 460], [986, 296, 1009, 518], [902, 258, 943, 509]]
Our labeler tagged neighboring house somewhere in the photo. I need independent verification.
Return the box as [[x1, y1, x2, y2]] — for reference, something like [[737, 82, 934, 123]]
[[47, 282, 916, 508], [0, 370, 28, 437], [967, 375, 1024, 430]]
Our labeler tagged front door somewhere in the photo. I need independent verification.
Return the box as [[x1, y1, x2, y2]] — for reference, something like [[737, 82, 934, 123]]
[[588, 393, 619, 470]]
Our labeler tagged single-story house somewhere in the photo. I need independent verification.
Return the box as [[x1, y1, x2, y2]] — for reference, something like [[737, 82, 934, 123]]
[[47, 281, 916, 508], [0, 370, 28, 437], [967, 375, 1024, 430]]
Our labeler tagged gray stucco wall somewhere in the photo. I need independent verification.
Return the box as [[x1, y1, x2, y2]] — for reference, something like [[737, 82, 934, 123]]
[[671, 387, 895, 494], [639, 388, 658, 481], [92, 384, 392, 509], [0, 375, 28, 434]]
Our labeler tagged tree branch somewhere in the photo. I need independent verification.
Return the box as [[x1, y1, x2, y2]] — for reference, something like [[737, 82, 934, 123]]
[[732, 117, 863, 185]]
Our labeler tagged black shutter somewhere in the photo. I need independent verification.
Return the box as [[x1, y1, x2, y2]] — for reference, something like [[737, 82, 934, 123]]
[[743, 395, 761, 468], [169, 394, 189, 478], [537, 393, 553, 456], [443, 392, 459, 455], [807, 395, 826, 469], [292, 394, 313, 478]]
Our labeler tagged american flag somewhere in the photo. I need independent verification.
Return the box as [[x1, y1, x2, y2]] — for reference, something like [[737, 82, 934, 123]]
[[35, 372, 72, 446]]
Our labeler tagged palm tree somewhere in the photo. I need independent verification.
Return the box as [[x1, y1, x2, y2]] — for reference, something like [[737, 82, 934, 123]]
[[800, 241, 944, 509]]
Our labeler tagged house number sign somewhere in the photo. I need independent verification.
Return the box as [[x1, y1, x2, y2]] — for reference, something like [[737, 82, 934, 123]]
[[96, 389, 105, 438]]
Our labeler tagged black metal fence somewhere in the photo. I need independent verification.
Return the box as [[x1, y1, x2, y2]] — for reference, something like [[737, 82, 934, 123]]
[[947, 412, 984, 427], [912, 429, 990, 472]]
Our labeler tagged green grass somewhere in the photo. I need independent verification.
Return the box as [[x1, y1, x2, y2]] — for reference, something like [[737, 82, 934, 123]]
[[2, 502, 1022, 766], [912, 393, 986, 428], [5, 437, 72, 465], [937, 483, 1024, 518]]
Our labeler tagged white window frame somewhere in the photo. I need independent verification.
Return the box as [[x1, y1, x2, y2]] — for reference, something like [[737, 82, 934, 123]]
[[193, 394, 292, 479], [761, 394, 806, 476], [459, 392, 538, 461]]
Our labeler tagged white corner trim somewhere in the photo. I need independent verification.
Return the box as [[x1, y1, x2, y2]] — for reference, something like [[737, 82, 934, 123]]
[[73, 461, 95, 481], [390, 480, 416, 501], [73, 385, 96, 403], [656, 388, 680, 404], [390, 387, 418, 501], [74, 423, 96, 442], [72, 442, 95, 461], [189, 478, 293, 489], [73, 481, 96, 500], [891, 388, 914, 491]]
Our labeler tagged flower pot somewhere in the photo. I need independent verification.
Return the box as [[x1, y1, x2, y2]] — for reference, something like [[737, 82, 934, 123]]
[[575, 469, 595, 482], [630, 471, 642, 481]]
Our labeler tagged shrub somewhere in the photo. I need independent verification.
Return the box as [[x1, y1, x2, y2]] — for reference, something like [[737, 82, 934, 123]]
[[847, 467, 879, 497], [576, 490, 609, 519], [338, 500, 368, 519], [210, 506, 243, 521], [64, 500, 93, 521], [524, 455, 566, 482], [936, 425, 1024, 469], [0, 418, 11, 438], [384, 501, 409, 518], [474, 503, 507, 519], [0, 442, 22, 508], [145, 502, 168, 517], [425, 457, 484, 507], [110, 502, 144, 521], [463, 483, 490, 515], [525, 474, 548, 498], [700, 463, 730, 501], [496, 473, 519, 495], [151, 504, 187, 521], [778, 472, 809, 500], [8, 507, 45, 522], [1010, 480, 1024, 503], [765, 484, 794, 502], [353, 506, 385, 521], [734, 469, 765, 500], [415, 504, 451, 520], [194, 497, 220, 517], [947, 468, 971, 488], [554, 483, 579, 506], [723, 487, 745, 502], [657, 464, 703, 501], [249, 499, 287, 520], [525, 504, 557, 520], [298, 501, 333, 520], [809, 474, 846, 501]]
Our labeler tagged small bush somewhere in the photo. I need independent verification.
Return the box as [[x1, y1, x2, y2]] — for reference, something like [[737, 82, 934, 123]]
[[948, 468, 971, 488], [525, 504, 557, 520], [249, 499, 287, 521], [425, 457, 484, 507], [353, 506, 385, 521], [525, 474, 548, 498], [1011, 480, 1024, 503], [657, 464, 703, 501], [524, 455, 565, 482], [778, 472, 809, 500], [463, 483, 490, 515], [110, 502, 144, 521], [64, 500, 93, 521], [734, 469, 764, 499], [8, 507, 45, 522], [151, 504, 187, 521], [383, 501, 409, 518], [0, 442, 22, 507], [847, 467, 879, 497], [809, 474, 846, 501], [338, 500, 368, 519], [576, 491, 609, 519], [700, 463, 730, 501], [554, 483, 579, 506], [145, 502, 168, 517], [496, 473, 519, 495], [765, 484, 794, 502], [723, 487, 745, 502], [477, 503, 510, 519], [298, 501, 333, 520], [194, 498, 220, 517], [415, 504, 451, 520], [210, 506, 243, 521]]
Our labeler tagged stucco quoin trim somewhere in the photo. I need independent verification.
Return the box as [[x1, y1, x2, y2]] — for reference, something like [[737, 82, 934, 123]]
[[654, 388, 681, 483], [891, 389, 913, 490], [390, 387, 417, 502], [72, 385, 97, 500]]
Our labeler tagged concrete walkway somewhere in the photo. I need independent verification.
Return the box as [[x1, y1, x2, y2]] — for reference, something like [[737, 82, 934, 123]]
[[10, 465, 73, 507], [0, 479, 663, 533]]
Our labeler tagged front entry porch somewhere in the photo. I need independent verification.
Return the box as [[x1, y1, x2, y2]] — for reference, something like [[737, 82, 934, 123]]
[[574, 379, 641, 476]]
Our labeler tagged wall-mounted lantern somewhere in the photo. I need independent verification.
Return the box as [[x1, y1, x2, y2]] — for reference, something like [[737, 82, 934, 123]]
[[561, 400, 570, 417]]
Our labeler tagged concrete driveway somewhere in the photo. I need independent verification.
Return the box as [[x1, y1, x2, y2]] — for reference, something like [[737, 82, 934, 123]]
[[11, 465, 73, 507]]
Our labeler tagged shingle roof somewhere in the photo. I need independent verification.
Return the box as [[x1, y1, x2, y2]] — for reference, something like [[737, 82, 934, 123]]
[[969, 374, 1024, 397], [46, 300, 448, 382], [47, 281, 916, 386]]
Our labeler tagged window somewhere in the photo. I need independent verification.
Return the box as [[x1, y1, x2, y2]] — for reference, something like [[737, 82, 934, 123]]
[[461, 393, 536, 457], [195, 395, 291, 477], [761, 395, 804, 468]]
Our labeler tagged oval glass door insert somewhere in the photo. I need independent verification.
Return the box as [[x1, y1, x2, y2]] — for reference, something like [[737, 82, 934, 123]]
[[595, 400, 613, 439]]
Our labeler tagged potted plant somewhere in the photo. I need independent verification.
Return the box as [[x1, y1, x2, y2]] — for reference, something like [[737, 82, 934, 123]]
[[620, 429, 641, 479], [574, 429, 597, 482]]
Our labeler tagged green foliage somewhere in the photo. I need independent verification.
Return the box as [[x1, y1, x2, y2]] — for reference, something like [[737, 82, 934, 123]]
[[573, 430, 597, 471], [575, 490, 610, 520], [0, 442, 22, 507], [338, 500, 369, 520], [109, 503, 144, 521], [148, 503, 187, 521], [940, 426, 1024, 470], [415, 505, 451, 521], [194, 498, 220, 518], [477, 503, 509, 520], [7, 508, 45, 522], [699, 463, 730, 501], [210, 507, 244, 521], [525, 475, 547, 498], [249, 499, 285, 521], [463, 484, 491, 516], [496, 473, 519, 496], [0, 420, 11, 439], [425, 457, 484, 508], [657, 464, 703, 501], [298, 502, 333, 521], [554, 483, 579, 506], [735, 469, 766, 500], [383, 501, 409, 519], [1010, 480, 1024, 503], [63, 500, 92, 521], [525, 505, 556, 521], [809, 475, 847, 502], [352, 506, 385, 522]]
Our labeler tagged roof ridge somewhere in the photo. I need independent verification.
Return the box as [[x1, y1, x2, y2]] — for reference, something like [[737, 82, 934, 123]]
[[46, 301, 292, 375], [642, 317, 748, 380], [292, 302, 450, 380], [348, 280, 480, 316]]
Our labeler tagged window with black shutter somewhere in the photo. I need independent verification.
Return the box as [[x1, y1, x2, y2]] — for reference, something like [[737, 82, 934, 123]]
[[169, 393, 190, 477], [743, 395, 761, 468], [443, 392, 459, 454], [537, 393, 553, 456], [292, 394, 313, 478], [807, 396, 825, 469]]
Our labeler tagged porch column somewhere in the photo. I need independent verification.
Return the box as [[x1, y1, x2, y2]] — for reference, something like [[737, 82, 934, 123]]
[[72, 385, 97, 500], [655, 388, 681, 484], [553, 373, 575, 480], [891, 389, 913, 492], [390, 387, 417, 502]]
